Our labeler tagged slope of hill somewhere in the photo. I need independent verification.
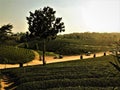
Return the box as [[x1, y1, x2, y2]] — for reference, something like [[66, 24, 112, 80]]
[[1, 55, 120, 90]]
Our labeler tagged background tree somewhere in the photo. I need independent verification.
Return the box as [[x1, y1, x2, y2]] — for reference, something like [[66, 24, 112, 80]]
[[26, 6, 65, 65], [0, 24, 13, 43]]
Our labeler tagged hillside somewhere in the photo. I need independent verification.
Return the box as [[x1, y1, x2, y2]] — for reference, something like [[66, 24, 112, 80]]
[[19, 32, 120, 55], [1, 55, 120, 90]]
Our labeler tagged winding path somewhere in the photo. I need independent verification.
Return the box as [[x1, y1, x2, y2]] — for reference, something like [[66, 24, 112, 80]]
[[0, 51, 111, 69]]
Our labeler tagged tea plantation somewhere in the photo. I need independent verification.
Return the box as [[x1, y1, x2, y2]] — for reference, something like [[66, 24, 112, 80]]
[[0, 45, 34, 64], [2, 55, 120, 90]]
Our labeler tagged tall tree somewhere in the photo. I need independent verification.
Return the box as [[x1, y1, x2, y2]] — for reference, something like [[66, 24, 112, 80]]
[[26, 6, 65, 65], [0, 24, 13, 42]]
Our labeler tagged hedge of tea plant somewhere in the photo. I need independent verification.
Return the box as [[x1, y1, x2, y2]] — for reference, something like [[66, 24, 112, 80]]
[[2, 55, 120, 90], [0, 45, 34, 64]]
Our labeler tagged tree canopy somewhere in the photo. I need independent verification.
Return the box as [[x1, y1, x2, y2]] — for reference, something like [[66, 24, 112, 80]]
[[26, 6, 65, 40], [0, 24, 13, 42]]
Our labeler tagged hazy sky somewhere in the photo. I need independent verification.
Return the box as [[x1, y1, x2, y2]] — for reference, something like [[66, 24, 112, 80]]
[[0, 0, 120, 34]]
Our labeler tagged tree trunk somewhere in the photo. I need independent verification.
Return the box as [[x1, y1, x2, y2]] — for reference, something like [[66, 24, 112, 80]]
[[19, 63, 23, 67], [42, 39, 46, 65]]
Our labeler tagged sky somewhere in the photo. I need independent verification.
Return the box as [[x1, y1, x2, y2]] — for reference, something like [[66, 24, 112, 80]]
[[0, 0, 120, 34]]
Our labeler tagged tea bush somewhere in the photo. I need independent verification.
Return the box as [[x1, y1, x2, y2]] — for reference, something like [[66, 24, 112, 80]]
[[2, 56, 120, 90], [0, 45, 34, 64]]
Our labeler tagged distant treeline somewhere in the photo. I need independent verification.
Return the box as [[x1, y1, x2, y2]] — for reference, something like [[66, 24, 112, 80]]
[[58, 32, 120, 45], [19, 32, 120, 55]]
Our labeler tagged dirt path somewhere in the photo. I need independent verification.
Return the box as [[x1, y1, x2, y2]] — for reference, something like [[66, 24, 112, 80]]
[[45, 51, 110, 64], [24, 50, 42, 66], [0, 51, 111, 69]]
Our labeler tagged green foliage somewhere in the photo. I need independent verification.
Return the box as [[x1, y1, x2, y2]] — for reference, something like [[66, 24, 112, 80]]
[[0, 24, 13, 36], [2, 55, 120, 90], [26, 6, 65, 39], [19, 32, 120, 55], [0, 24, 15, 45], [46, 39, 109, 55], [49, 87, 120, 90], [59, 32, 120, 43], [58, 32, 120, 46], [0, 45, 34, 64], [46, 32, 120, 55]]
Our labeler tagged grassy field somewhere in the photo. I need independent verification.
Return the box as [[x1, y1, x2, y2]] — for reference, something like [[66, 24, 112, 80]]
[[1, 55, 120, 90]]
